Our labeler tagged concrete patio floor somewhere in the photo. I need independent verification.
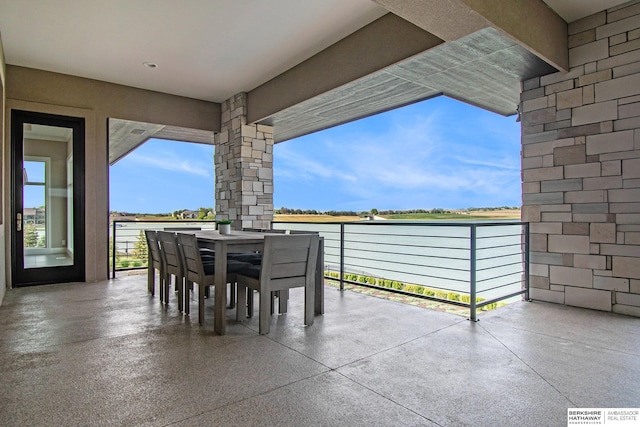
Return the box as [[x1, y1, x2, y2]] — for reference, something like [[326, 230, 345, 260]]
[[0, 274, 638, 426]]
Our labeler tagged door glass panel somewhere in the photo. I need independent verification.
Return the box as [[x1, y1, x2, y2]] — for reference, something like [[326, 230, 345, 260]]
[[23, 123, 74, 268]]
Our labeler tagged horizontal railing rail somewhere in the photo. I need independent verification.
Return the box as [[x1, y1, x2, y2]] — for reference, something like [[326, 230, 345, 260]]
[[109, 220, 217, 279], [272, 220, 529, 321]]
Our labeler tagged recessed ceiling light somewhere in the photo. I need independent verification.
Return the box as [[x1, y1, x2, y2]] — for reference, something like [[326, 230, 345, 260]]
[[143, 62, 158, 68]]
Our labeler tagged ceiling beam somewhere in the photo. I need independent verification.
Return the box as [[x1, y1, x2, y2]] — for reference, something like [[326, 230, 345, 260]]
[[246, 13, 443, 124], [373, 0, 568, 71], [462, 0, 568, 71], [372, 0, 490, 41], [6, 65, 221, 132]]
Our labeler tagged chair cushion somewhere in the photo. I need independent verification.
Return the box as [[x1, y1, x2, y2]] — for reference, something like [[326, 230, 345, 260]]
[[227, 260, 253, 273], [199, 251, 262, 265], [228, 252, 262, 265], [200, 254, 215, 263], [202, 261, 215, 275], [237, 264, 261, 279], [201, 260, 252, 275]]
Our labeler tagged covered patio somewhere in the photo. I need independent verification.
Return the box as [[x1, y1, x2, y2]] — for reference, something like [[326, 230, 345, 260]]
[[0, 275, 637, 426], [2, 0, 640, 315], [2, 1, 640, 424]]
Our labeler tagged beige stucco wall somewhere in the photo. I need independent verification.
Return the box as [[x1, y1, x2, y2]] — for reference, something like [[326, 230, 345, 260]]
[[0, 34, 5, 303], [3, 66, 220, 285]]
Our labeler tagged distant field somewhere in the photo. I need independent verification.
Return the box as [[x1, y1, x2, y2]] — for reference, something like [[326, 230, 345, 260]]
[[274, 215, 361, 222], [384, 209, 521, 221], [136, 216, 177, 221], [274, 210, 521, 222]]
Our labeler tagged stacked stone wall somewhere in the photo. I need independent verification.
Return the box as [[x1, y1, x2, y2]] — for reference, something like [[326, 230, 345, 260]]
[[214, 93, 274, 230], [521, 1, 640, 317]]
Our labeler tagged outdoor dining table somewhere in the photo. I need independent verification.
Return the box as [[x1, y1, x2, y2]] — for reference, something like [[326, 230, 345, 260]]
[[194, 229, 324, 335]]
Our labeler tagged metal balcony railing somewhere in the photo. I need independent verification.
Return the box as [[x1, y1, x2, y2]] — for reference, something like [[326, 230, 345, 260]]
[[110, 219, 529, 321], [272, 220, 530, 321], [109, 220, 217, 278]]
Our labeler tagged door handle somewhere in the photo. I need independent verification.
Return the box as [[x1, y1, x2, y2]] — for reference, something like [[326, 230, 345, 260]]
[[17, 213, 22, 232]]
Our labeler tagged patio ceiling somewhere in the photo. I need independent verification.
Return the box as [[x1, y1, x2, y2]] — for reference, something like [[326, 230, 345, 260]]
[[0, 0, 631, 162], [260, 27, 557, 143]]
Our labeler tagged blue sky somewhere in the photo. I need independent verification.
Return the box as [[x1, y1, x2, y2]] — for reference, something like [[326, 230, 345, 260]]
[[110, 139, 215, 213], [109, 96, 521, 213]]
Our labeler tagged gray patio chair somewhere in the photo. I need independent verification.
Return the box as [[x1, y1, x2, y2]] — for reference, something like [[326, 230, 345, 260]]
[[231, 230, 321, 316], [156, 231, 187, 311], [245, 230, 321, 316], [235, 234, 319, 334], [144, 230, 164, 299], [176, 233, 251, 324]]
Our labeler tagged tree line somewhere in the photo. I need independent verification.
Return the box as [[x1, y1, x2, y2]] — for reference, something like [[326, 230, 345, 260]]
[[274, 206, 519, 216], [110, 207, 215, 220], [110, 205, 519, 219]]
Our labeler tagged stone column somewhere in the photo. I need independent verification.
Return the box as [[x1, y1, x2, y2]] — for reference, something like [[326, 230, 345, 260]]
[[214, 93, 274, 230], [520, 1, 640, 317]]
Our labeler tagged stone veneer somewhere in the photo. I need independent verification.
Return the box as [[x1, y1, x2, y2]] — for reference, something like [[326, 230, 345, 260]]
[[214, 93, 274, 230], [521, 0, 640, 317]]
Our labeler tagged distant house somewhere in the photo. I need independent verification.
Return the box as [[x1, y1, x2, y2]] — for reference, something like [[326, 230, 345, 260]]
[[181, 210, 199, 219], [24, 207, 45, 224]]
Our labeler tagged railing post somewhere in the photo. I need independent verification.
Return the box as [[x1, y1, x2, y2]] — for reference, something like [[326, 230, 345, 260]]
[[469, 224, 478, 322], [524, 222, 530, 301], [339, 223, 345, 291], [111, 221, 117, 279]]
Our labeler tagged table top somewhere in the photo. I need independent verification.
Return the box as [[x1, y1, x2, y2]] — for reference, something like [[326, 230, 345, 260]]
[[194, 230, 281, 242]]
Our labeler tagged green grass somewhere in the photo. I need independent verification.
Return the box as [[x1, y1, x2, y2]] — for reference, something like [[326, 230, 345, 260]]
[[383, 213, 500, 220]]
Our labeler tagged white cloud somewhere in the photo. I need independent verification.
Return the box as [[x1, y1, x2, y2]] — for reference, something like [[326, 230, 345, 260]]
[[450, 155, 519, 170], [127, 151, 211, 178], [275, 97, 522, 210], [274, 144, 357, 182]]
